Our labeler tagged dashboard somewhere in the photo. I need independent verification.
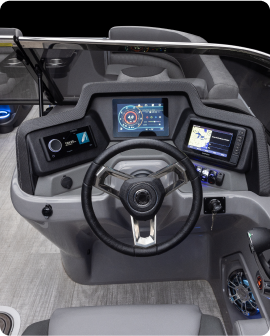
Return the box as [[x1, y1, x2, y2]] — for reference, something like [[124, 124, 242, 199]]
[[17, 81, 269, 197]]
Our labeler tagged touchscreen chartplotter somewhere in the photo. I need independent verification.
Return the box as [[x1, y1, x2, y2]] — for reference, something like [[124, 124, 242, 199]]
[[113, 98, 169, 137], [185, 120, 246, 165], [187, 125, 233, 158]]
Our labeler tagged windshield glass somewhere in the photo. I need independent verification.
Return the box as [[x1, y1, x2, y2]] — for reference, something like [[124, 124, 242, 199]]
[[0, 38, 270, 140], [0, 44, 38, 102]]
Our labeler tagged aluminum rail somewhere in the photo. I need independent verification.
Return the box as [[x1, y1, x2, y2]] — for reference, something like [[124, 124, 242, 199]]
[[0, 36, 270, 68]]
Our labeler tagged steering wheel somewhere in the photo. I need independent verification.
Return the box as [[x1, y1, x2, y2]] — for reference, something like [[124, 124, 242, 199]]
[[82, 139, 202, 257]]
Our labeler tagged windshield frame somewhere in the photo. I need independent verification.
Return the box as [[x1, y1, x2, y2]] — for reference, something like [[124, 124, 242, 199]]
[[0, 36, 270, 105]]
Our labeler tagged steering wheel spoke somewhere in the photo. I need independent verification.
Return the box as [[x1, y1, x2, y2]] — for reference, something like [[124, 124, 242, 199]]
[[95, 166, 133, 199], [149, 162, 189, 196], [131, 216, 156, 248]]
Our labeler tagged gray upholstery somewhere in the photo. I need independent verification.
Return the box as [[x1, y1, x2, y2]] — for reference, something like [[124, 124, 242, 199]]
[[0, 27, 22, 36], [117, 66, 170, 82], [0, 28, 23, 97], [46, 304, 224, 335], [109, 26, 239, 99], [22, 320, 50, 336], [199, 314, 225, 335], [110, 53, 185, 79], [233, 318, 270, 336]]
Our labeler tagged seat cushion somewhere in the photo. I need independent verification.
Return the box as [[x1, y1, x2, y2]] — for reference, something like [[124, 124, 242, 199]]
[[22, 304, 225, 336], [49, 304, 201, 335], [233, 318, 270, 335]]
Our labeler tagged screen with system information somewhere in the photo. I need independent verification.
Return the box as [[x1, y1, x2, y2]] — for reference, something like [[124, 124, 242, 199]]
[[113, 98, 169, 137]]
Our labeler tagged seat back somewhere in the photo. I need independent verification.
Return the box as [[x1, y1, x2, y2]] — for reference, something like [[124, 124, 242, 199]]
[[109, 26, 239, 99]]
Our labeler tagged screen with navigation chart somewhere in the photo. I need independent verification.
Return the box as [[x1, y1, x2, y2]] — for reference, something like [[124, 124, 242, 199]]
[[185, 120, 240, 162], [187, 124, 234, 158], [113, 98, 169, 137]]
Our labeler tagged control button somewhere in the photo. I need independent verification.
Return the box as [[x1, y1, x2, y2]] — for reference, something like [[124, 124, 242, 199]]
[[195, 165, 203, 176], [48, 139, 62, 152], [61, 176, 73, 189], [208, 170, 217, 184], [216, 172, 225, 186], [200, 168, 210, 182], [264, 281, 270, 295], [238, 131, 245, 136], [257, 275, 263, 290], [237, 136, 243, 141], [42, 204, 53, 219], [230, 154, 239, 164], [233, 149, 240, 155], [234, 145, 240, 150]]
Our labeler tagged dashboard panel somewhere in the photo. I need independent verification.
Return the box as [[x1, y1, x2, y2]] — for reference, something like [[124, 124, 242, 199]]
[[17, 80, 269, 196], [28, 94, 253, 175]]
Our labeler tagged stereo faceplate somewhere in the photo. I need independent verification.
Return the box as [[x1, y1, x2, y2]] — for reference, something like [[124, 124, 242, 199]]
[[40, 125, 96, 161]]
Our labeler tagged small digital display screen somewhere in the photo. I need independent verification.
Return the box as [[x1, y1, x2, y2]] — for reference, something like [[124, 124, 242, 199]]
[[187, 124, 233, 158], [113, 98, 169, 137], [41, 126, 96, 161]]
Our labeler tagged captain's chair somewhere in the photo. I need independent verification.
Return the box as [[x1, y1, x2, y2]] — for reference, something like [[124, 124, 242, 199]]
[[106, 26, 239, 100]]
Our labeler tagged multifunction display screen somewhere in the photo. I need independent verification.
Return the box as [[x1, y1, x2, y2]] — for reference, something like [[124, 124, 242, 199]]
[[113, 98, 169, 137], [187, 124, 233, 158]]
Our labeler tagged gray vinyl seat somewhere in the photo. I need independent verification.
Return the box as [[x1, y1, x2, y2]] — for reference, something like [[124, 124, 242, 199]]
[[22, 304, 225, 335], [107, 26, 239, 100]]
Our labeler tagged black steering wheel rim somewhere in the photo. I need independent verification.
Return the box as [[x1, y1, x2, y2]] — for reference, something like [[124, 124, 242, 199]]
[[82, 139, 202, 257]]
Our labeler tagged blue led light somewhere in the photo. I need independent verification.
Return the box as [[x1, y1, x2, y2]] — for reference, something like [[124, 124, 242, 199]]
[[0, 111, 10, 119], [0, 105, 11, 113]]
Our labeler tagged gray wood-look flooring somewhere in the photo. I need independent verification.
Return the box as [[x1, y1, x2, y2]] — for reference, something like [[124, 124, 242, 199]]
[[0, 106, 224, 335]]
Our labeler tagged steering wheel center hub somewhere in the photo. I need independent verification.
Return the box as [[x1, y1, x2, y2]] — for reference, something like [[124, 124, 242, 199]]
[[120, 177, 165, 220]]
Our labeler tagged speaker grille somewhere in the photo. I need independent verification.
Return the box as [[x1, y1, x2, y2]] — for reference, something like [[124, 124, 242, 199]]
[[227, 269, 259, 316]]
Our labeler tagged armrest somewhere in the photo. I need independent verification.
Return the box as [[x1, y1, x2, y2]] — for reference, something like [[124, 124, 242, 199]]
[[233, 318, 269, 335]]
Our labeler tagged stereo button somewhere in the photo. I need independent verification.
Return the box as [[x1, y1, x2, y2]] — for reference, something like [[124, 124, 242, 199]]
[[48, 139, 62, 152]]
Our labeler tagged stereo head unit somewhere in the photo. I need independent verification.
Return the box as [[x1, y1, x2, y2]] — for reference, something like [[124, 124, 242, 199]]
[[40, 125, 96, 161], [184, 120, 246, 165]]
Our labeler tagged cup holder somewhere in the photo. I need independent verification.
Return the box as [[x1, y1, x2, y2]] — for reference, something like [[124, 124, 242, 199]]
[[0, 111, 11, 124], [6, 58, 22, 66], [46, 59, 64, 66]]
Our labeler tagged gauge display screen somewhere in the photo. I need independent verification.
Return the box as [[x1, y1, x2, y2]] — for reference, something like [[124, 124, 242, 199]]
[[113, 98, 169, 137]]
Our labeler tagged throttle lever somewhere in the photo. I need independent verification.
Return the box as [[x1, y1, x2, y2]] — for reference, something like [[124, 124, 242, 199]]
[[248, 228, 270, 279]]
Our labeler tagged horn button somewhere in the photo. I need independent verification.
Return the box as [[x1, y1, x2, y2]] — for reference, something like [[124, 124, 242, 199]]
[[119, 177, 165, 220]]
